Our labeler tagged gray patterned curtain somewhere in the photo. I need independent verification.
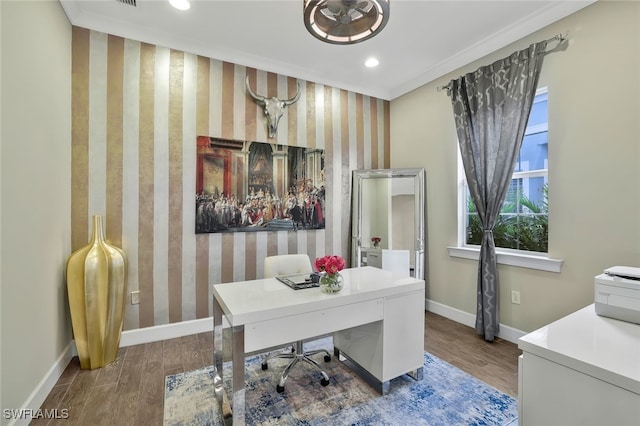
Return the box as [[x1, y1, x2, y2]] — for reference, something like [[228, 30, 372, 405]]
[[449, 41, 547, 342]]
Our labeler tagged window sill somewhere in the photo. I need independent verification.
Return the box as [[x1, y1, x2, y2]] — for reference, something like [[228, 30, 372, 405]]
[[447, 246, 563, 273]]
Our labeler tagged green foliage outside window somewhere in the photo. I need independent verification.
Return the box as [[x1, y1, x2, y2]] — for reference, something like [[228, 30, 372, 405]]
[[466, 185, 548, 253]]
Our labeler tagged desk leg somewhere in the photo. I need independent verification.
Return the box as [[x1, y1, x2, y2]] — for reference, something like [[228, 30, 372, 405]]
[[231, 325, 246, 425], [213, 299, 224, 407], [407, 367, 424, 381]]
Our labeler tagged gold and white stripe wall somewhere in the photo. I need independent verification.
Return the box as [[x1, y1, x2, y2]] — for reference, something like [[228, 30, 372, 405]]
[[71, 27, 390, 330]]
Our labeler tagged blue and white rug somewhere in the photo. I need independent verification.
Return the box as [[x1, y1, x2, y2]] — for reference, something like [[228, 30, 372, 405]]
[[164, 339, 518, 425]]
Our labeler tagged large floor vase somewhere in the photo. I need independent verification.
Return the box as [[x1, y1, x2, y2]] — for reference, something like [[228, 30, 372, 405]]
[[66, 215, 127, 369]]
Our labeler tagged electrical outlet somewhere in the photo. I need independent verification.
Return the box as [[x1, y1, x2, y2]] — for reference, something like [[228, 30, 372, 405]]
[[511, 290, 521, 305], [131, 291, 140, 305]]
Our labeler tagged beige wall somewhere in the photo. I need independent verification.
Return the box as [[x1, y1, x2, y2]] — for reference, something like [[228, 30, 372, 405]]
[[70, 29, 390, 330], [391, 0, 640, 332], [1, 0, 72, 421]]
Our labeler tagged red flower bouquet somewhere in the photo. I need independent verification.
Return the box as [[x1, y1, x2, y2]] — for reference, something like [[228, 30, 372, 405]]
[[314, 255, 346, 276]]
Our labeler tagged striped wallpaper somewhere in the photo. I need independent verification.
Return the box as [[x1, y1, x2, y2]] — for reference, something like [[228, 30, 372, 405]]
[[71, 27, 390, 330]]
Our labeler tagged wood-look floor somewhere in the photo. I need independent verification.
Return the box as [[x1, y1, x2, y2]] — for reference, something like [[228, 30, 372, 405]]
[[32, 312, 521, 425]]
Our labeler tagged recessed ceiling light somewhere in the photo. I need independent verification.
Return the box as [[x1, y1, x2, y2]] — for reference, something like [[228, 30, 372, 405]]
[[365, 57, 380, 68], [169, 0, 190, 11]]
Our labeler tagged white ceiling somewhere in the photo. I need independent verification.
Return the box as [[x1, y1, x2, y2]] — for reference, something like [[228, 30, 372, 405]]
[[59, 0, 596, 100]]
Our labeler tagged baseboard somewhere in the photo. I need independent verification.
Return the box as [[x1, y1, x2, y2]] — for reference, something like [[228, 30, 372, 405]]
[[119, 317, 215, 347], [6, 341, 76, 426], [425, 299, 525, 344]]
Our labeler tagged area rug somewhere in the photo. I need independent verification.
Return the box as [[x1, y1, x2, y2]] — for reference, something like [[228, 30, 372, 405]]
[[164, 339, 518, 425]]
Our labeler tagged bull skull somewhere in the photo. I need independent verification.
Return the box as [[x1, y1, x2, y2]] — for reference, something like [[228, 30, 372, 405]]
[[245, 76, 301, 138]]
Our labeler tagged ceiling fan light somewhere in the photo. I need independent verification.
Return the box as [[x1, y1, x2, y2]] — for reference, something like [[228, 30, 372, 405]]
[[169, 0, 190, 11], [303, 0, 390, 45]]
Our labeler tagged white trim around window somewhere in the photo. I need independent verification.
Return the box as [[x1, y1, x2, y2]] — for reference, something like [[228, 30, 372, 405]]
[[447, 246, 563, 273]]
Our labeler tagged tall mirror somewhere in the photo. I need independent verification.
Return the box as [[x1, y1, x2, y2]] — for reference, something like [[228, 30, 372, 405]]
[[351, 168, 426, 281]]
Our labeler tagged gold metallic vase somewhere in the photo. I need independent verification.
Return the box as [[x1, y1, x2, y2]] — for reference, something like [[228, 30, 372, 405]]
[[66, 215, 127, 369]]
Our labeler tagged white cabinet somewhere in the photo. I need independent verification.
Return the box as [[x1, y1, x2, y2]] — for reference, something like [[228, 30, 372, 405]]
[[518, 304, 640, 426], [360, 247, 410, 278], [333, 288, 425, 388], [361, 247, 383, 268]]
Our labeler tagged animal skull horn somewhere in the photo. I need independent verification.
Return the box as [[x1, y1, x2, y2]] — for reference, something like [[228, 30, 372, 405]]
[[245, 76, 301, 138]]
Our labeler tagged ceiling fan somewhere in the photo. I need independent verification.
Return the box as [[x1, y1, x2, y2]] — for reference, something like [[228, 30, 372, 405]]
[[322, 0, 375, 25], [303, 0, 390, 44]]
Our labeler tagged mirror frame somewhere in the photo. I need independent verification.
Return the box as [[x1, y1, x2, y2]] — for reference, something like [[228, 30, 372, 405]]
[[351, 168, 426, 281]]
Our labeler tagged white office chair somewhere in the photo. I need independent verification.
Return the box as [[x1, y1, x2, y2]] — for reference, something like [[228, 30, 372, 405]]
[[262, 254, 331, 393]]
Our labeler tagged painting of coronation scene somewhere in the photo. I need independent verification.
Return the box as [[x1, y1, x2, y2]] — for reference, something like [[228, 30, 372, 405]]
[[195, 136, 326, 234]]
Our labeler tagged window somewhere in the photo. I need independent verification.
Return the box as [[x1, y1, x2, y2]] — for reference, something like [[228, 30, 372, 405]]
[[462, 88, 549, 253], [463, 88, 549, 253], [450, 87, 562, 272]]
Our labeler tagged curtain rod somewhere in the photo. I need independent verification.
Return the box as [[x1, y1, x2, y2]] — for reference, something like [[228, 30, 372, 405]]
[[436, 33, 568, 94]]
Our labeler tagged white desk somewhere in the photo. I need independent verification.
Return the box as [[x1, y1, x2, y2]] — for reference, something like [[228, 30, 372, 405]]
[[212, 266, 425, 425], [518, 304, 640, 426]]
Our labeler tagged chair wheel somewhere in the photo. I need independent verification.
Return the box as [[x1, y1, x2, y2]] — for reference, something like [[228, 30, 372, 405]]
[[276, 385, 285, 393], [320, 378, 329, 387], [261, 363, 268, 370], [324, 355, 331, 362]]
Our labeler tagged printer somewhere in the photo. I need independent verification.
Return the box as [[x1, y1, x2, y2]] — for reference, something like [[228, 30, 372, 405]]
[[594, 266, 640, 325]]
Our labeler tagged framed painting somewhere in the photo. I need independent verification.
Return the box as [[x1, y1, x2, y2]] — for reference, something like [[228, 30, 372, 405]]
[[196, 136, 326, 234]]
